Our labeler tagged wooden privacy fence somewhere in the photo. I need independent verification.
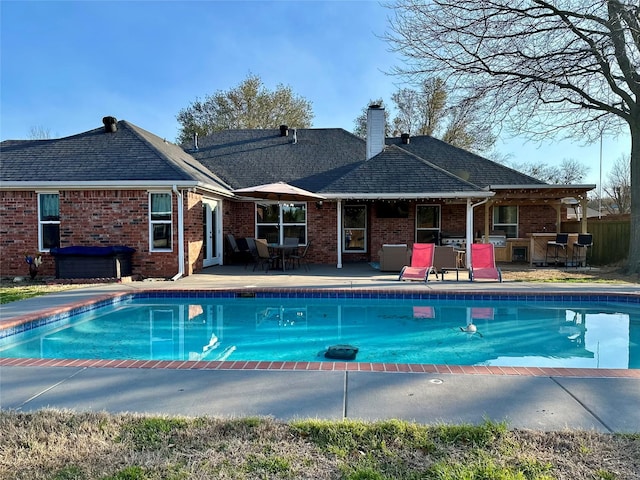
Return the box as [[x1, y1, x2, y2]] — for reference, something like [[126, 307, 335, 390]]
[[562, 218, 630, 265]]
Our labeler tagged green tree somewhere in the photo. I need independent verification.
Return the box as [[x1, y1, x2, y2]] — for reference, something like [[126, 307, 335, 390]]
[[385, 0, 640, 273], [391, 78, 447, 136], [176, 74, 313, 144]]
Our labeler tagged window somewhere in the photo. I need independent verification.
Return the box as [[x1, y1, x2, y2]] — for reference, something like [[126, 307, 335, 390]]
[[493, 205, 518, 238], [256, 203, 306, 244], [343, 205, 366, 252], [150, 192, 172, 250], [416, 205, 440, 243], [38, 193, 60, 251]]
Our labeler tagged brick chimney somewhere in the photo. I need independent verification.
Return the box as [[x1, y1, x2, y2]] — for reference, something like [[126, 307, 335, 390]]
[[366, 105, 385, 160]]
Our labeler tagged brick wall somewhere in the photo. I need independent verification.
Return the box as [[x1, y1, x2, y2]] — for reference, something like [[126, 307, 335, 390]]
[[219, 200, 559, 267], [0, 190, 181, 279], [0, 191, 40, 277], [0, 190, 562, 279], [184, 191, 204, 276]]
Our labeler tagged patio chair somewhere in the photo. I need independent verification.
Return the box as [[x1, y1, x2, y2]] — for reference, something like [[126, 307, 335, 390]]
[[254, 238, 279, 272], [398, 243, 436, 282], [469, 243, 502, 282], [433, 245, 461, 280], [244, 237, 260, 269], [378, 244, 410, 272], [288, 241, 311, 271], [226, 233, 251, 264], [545, 233, 569, 266], [283, 236, 299, 267], [572, 233, 593, 268]]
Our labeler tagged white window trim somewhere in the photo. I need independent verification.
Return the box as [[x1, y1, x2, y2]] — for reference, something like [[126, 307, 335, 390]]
[[149, 191, 173, 252], [343, 204, 367, 253], [255, 202, 308, 245], [415, 204, 441, 243], [37, 192, 60, 252]]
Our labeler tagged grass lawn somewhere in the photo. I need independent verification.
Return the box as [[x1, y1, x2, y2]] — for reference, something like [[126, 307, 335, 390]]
[[1, 412, 638, 480]]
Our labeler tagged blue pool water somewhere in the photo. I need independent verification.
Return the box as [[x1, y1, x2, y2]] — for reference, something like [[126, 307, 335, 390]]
[[1, 295, 639, 369]]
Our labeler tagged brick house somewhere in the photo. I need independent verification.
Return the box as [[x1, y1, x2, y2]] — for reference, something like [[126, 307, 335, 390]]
[[0, 108, 594, 278]]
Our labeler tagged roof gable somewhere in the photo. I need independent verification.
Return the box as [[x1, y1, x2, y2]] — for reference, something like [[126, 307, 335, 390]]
[[1, 121, 229, 190]]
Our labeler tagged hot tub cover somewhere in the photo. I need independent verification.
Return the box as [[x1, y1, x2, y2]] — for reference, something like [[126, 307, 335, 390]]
[[50, 246, 136, 256]]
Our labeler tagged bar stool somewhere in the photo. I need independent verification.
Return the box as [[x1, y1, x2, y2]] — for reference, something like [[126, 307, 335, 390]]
[[545, 233, 568, 266], [572, 233, 593, 268]]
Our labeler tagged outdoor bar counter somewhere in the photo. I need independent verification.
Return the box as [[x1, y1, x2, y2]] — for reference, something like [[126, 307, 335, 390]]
[[529, 233, 580, 267]]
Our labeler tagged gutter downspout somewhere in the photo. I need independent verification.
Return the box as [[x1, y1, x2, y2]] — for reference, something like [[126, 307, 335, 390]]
[[171, 185, 185, 281], [337, 199, 343, 268], [466, 198, 489, 268]]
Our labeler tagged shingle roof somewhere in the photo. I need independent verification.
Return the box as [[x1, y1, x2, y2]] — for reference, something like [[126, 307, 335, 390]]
[[2, 119, 545, 197], [0, 120, 230, 191], [189, 128, 544, 196], [185, 128, 365, 191], [322, 145, 483, 195], [386, 136, 545, 187]]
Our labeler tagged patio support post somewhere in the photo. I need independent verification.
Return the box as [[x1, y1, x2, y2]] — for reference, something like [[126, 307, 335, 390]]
[[337, 199, 343, 268], [171, 185, 185, 281], [468, 198, 489, 269], [466, 199, 473, 268], [554, 203, 562, 231], [484, 202, 491, 242], [580, 196, 588, 233]]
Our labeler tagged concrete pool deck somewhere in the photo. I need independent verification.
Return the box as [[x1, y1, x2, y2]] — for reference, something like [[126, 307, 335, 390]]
[[1, 263, 639, 432]]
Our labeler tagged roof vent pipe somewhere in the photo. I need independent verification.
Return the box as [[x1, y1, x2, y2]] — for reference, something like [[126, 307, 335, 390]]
[[401, 133, 410, 145], [193, 132, 198, 151], [292, 128, 297, 144], [279, 125, 289, 137], [102, 116, 117, 133]]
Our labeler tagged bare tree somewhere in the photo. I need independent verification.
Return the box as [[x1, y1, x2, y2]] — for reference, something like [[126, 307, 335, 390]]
[[176, 74, 313, 144], [385, 0, 640, 273], [27, 125, 51, 140], [511, 158, 589, 184], [555, 158, 590, 184], [604, 154, 632, 214]]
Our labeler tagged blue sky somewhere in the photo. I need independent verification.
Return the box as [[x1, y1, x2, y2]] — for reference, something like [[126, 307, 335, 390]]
[[1, 0, 630, 187]]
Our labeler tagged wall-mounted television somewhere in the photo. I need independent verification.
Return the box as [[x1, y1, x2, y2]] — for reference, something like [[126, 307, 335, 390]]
[[376, 201, 409, 218]]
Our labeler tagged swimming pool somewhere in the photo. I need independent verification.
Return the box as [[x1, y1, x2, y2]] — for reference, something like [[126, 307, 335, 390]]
[[2, 290, 639, 370]]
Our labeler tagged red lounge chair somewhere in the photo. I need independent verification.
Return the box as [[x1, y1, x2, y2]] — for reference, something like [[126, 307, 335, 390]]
[[469, 243, 502, 282], [399, 243, 436, 282]]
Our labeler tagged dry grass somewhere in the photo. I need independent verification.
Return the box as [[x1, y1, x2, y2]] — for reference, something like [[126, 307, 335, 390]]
[[499, 264, 640, 284], [0, 277, 111, 304], [0, 411, 638, 480]]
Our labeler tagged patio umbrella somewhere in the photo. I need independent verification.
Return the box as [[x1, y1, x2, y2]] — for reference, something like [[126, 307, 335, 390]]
[[232, 181, 325, 202]]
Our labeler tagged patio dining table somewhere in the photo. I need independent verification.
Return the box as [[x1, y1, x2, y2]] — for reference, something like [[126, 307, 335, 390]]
[[268, 243, 298, 272]]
